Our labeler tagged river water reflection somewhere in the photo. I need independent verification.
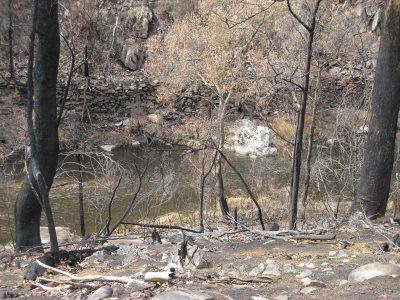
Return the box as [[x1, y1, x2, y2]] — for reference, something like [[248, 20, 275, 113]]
[[0, 144, 288, 244]]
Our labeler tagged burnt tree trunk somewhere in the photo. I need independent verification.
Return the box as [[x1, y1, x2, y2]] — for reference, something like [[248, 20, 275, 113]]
[[215, 90, 232, 219], [351, 0, 400, 218], [287, 0, 322, 230], [77, 154, 85, 237], [15, 0, 60, 252], [8, 0, 14, 79]]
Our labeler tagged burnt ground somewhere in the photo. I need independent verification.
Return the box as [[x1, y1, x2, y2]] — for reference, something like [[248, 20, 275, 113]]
[[0, 222, 399, 300]]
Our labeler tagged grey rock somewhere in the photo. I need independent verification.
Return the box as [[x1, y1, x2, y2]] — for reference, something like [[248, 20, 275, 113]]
[[87, 286, 113, 300], [348, 262, 400, 282], [186, 245, 210, 269], [301, 278, 326, 288], [262, 263, 281, 276], [337, 249, 347, 258], [394, 234, 400, 247], [300, 287, 318, 295], [150, 288, 220, 300], [274, 296, 289, 300], [249, 263, 265, 276], [366, 59, 377, 70], [329, 66, 342, 78], [297, 269, 312, 278], [121, 42, 145, 71], [40, 226, 79, 244], [24, 253, 56, 280], [356, 4, 367, 21], [371, 8, 381, 32], [283, 263, 296, 274], [124, 6, 153, 38]]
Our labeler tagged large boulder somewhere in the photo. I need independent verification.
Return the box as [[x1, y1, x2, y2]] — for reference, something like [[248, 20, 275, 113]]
[[121, 42, 145, 70], [348, 262, 400, 282], [40, 226, 79, 244], [150, 0, 197, 30], [227, 119, 277, 157], [124, 6, 153, 39]]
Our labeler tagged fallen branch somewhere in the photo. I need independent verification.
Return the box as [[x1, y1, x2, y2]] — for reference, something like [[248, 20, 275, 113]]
[[121, 222, 201, 233], [254, 230, 336, 241], [144, 271, 176, 283], [35, 260, 144, 285], [290, 234, 336, 241], [204, 276, 272, 284], [33, 282, 70, 292], [39, 278, 99, 290]]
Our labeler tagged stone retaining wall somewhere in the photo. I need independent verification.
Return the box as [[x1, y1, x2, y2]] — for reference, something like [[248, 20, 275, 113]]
[[0, 78, 161, 115], [0, 78, 260, 118]]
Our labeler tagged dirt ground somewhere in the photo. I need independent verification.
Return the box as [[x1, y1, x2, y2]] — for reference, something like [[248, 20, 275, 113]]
[[0, 221, 399, 300]]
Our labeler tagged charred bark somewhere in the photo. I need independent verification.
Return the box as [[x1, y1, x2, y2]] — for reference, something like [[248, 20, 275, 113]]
[[15, 0, 60, 252], [352, 0, 400, 218], [287, 0, 323, 230], [8, 0, 14, 79]]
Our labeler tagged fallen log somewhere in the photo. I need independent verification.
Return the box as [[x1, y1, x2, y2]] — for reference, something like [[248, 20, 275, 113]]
[[24, 245, 119, 280]]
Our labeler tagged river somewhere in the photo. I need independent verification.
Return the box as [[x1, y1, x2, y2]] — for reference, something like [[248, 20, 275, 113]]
[[0, 144, 289, 244]]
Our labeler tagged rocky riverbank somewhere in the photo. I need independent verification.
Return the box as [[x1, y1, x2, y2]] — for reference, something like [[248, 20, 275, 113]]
[[1, 220, 400, 299]]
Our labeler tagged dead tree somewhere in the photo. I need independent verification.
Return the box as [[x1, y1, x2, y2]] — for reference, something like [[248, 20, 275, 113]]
[[286, 0, 323, 230]]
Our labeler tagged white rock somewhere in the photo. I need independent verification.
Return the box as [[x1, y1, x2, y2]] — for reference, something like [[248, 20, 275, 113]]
[[306, 262, 316, 269], [252, 297, 269, 300], [274, 296, 289, 300], [300, 287, 318, 295], [283, 263, 296, 274], [339, 280, 348, 286], [328, 250, 336, 258], [131, 140, 140, 147], [337, 250, 347, 258], [227, 119, 276, 157], [348, 262, 400, 282], [147, 113, 163, 124], [329, 66, 342, 78], [297, 269, 312, 278], [100, 144, 117, 152]]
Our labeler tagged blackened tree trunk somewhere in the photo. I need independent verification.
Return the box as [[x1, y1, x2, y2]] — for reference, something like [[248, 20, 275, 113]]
[[351, 0, 400, 218], [15, 0, 60, 252], [215, 90, 232, 219], [287, 0, 322, 230], [77, 154, 86, 237], [8, 0, 14, 79]]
